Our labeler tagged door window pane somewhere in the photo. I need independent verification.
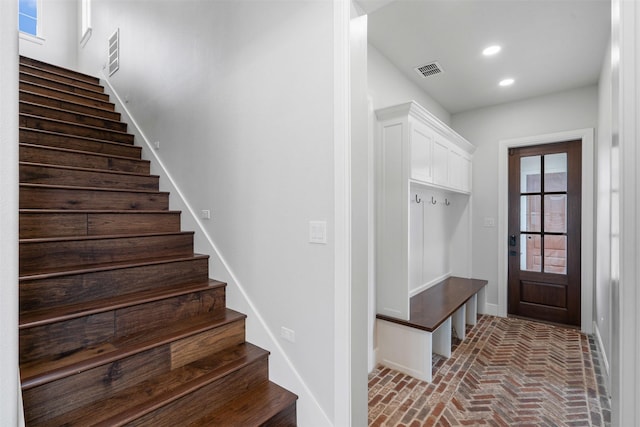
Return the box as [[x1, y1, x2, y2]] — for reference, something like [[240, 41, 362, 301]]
[[544, 153, 567, 192], [520, 195, 541, 232], [520, 234, 541, 272], [544, 195, 567, 233], [544, 235, 567, 274], [521, 156, 541, 192]]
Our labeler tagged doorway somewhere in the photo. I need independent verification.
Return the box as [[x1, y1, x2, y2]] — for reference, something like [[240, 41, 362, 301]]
[[507, 140, 582, 326]]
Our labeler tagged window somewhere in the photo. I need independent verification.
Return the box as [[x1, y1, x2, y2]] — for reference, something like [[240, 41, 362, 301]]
[[80, 0, 92, 46], [18, 0, 38, 36]]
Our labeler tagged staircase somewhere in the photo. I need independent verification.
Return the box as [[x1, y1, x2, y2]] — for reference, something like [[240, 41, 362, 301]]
[[18, 56, 297, 426]]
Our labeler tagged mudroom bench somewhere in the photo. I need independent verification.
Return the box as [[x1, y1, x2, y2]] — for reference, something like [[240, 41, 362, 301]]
[[376, 276, 488, 382]]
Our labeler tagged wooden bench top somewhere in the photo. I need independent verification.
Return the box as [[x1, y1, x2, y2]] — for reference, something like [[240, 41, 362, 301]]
[[376, 276, 487, 332]]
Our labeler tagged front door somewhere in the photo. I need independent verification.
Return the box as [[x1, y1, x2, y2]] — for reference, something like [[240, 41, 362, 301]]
[[507, 140, 581, 326]]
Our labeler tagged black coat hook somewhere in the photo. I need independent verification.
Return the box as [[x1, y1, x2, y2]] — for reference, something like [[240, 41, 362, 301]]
[[415, 194, 421, 204]]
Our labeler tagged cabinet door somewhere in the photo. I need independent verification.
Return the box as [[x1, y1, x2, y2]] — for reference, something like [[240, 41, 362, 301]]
[[410, 124, 432, 183], [448, 149, 463, 190], [432, 138, 449, 186]]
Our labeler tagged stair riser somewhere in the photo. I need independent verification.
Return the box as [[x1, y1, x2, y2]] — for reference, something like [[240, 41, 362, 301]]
[[20, 233, 194, 275], [20, 164, 159, 191], [127, 357, 268, 427], [19, 287, 228, 366], [20, 257, 210, 312], [20, 129, 141, 158], [20, 64, 104, 92], [20, 57, 100, 85], [20, 144, 149, 174], [24, 347, 170, 425], [20, 102, 127, 132], [20, 115, 134, 145], [20, 91, 121, 120], [20, 212, 180, 239], [20, 81, 114, 110], [20, 186, 169, 210], [264, 404, 298, 427], [20, 73, 109, 101]]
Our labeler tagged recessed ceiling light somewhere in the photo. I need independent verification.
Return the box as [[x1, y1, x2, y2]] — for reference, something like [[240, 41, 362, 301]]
[[499, 78, 515, 87], [483, 45, 502, 56]]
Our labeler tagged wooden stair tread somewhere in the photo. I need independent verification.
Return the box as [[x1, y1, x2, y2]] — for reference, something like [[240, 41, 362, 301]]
[[20, 81, 114, 109], [189, 380, 298, 426], [40, 343, 269, 427], [19, 161, 159, 179], [20, 230, 192, 244], [20, 71, 105, 96], [20, 113, 134, 142], [20, 128, 141, 156], [20, 308, 247, 390], [20, 279, 225, 329], [19, 90, 120, 119], [20, 101, 125, 129], [19, 143, 147, 164], [20, 182, 167, 195], [20, 56, 101, 84], [19, 253, 210, 281], [20, 208, 180, 214], [19, 64, 105, 91]]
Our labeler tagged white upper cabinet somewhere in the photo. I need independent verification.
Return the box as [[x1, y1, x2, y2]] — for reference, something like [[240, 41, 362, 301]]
[[376, 101, 475, 194]]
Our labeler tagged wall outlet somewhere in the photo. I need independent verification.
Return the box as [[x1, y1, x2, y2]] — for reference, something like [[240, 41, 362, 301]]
[[309, 221, 327, 244], [483, 217, 496, 227], [200, 209, 211, 220], [280, 327, 296, 343], [153, 141, 160, 150]]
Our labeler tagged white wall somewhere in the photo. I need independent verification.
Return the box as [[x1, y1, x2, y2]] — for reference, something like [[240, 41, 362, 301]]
[[451, 85, 599, 312], [78, 1, 336, 424], [595, 41, 612, 383], [368, 43, 451, 125], [1, 1, 21, 424], [19, 0, 78, 69]]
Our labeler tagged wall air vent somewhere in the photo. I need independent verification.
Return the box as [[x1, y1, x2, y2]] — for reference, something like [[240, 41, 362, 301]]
[[108, 28, 119, 76], [414, 61, 443, 78]]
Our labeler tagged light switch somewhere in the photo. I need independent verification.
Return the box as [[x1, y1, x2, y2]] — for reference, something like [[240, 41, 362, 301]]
[[200, 210, 211, 220], [309, 221, 327, 244]]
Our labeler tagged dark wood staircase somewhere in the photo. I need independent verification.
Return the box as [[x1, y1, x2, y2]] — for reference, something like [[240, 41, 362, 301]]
[[18, 56, 297, 426]]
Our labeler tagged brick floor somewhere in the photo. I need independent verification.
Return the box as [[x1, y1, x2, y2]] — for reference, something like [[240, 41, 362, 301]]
[[368, 315, 611, 426]]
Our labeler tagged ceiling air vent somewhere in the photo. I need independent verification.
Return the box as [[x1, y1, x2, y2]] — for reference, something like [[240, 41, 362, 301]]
[[414, 61, 443, 78], [108, 28, 119, 76]]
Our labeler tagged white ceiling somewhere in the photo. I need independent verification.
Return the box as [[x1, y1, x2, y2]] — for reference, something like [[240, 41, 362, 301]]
[[364, 0, 611, 114]]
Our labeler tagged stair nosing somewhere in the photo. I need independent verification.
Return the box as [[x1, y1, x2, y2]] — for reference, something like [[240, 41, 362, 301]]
[[19, 81, 114, 107], [20, 182, 168, 195], [19, 101, 125, 128], [19, 128, 142, 152], [19, 230, 194, 244], [19, 253, 210, 282], [19, 161, 160, 179], [19, 142, 149, 164], [20, 308, 248, 390], [19, 208, 179, 214], [20, 71, 106, 96], [20, 113, 133, 138], [19, 90, 119, 116], [20, 279, 226, 329]]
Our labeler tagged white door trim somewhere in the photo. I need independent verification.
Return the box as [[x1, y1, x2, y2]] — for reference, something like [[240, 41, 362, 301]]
[[497, 128, 594, 333], [333, 0, 352, 425]]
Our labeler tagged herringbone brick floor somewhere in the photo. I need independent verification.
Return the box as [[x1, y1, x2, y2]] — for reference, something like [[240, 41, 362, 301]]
[[368, 315, 611, 426]]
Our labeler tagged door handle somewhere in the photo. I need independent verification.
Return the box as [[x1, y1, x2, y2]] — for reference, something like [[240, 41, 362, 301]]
[[509, 234, 516, 247]]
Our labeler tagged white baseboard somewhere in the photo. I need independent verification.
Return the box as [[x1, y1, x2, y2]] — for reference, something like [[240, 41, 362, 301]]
[[592, 321, 610, 386], [484, 303, 499, 316]]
